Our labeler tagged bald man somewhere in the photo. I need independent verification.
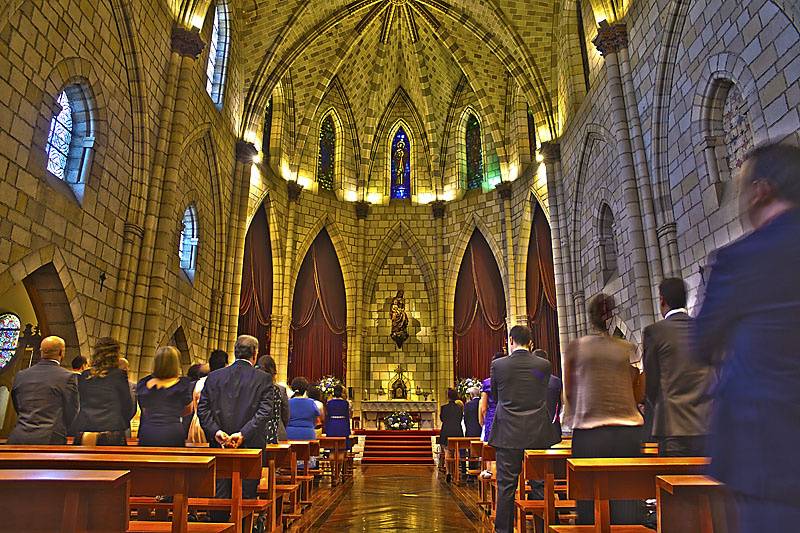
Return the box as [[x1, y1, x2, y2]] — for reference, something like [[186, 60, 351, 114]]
[[8, 336, 80, 444]]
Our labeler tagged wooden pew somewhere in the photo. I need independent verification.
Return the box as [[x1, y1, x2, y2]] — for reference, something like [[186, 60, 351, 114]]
[[318, 436, 347, 485], [656, 475, 729, 533], [261, 444, 300, 529], [0, 445, 268, 533], [447, 437, 475, 484], [285, 441, 316, 505], [0, 469, 130, 532], [549, 457, 709, 533], [0, 452, 231, 533]]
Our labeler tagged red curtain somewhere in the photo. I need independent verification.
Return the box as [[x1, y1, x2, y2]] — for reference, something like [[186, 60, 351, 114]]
[[289, 228, 347, 381], [527, 203, 561, 376], [238, 202, 272, 355], [454, 231, 507, 380]]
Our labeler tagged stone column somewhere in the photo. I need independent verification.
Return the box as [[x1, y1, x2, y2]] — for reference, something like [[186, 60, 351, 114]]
[[657, 223, 681, 278], [130, 25, 204, 375], [496, 181, 519, 324], [111, 222, 144, 343], [350, 200, 369, 415], [432, 200, 449, 414], [540, 142, 576, 354], [593, 22, 655, 330], [220, 140, 258, 352]]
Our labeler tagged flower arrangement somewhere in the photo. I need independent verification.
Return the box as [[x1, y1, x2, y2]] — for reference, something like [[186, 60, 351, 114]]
[[384, 411, 413, 431], [317, 375, 344, 398], [456, 377, 482, 399]]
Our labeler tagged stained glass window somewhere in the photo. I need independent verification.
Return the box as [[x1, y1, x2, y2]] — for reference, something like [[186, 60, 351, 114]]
[[262, 96, 273, 158], [722, 85, 753, 172], [527, 105, 537, 162], [46, 91, 73, 180], [599, 204, 619, 284], [179, 205, 199, 279], [318, 115, 336, 191], [465, 114, 483, 190], [206, 2, 229, 107], [390, 127, 411, 199], [0, 314, 21, 371]]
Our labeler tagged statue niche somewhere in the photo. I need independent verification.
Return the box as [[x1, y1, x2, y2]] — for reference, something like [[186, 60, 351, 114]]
[[390, 365, 409, 399], [390, 289, 409, 349]]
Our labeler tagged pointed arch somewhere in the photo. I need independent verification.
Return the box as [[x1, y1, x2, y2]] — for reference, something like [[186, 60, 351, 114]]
[[158, 319, 198, 369], [389, 124, 413, 199], [316, 109, 342, 192], [459, 106, 485, 190], [238, 200, 273, 356], [362, 221, 438, 309], [205, 0, 230, 108]]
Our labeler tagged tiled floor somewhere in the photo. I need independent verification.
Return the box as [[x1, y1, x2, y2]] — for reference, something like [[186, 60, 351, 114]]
[[309, 465, 481, 532]]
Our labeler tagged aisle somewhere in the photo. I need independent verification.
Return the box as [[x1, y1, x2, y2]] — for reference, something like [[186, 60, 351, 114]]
[[309, 465, 480, 532]]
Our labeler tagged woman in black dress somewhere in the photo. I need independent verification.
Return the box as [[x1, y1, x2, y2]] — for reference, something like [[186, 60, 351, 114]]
[[136, 346, 194, 447], [71, 337, 136, 445]]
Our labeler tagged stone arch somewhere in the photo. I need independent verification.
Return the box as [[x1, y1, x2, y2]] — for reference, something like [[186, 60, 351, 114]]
[[362, 222, 438, 310], [159, 320, 197, 370], [0, 246, 89, 361], [445, 214, 509, 324], [513, 192, 552, 314], [457, 105, 486, 190]]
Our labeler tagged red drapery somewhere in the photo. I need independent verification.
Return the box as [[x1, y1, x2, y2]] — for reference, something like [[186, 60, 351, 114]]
[[527, 203, 561, 376], [453, 230, 507, 380], [238, 202, 272, 355], [289, 228, 346, 381]]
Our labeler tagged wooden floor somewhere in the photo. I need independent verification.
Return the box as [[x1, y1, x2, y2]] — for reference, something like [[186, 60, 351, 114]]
[[308, 466, 482, 532]]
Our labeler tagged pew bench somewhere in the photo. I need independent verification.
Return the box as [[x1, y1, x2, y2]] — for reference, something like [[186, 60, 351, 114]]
[[260, 444, 300, 529], [0, 469, 130, 533], [656, 475, 729, 533], [0, 452, 233, 533], [548, 457, 709, 533], [318, 436, 348, 485]]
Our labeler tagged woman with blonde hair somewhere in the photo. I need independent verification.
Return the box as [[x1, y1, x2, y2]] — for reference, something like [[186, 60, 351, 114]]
[[136, 346, 194, 447], [71, 337, 136, 445]]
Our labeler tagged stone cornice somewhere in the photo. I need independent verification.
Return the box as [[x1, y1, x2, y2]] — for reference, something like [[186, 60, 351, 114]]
[[171, 25, 205, 59], [592, 21, 628, 57], [355, 200, 370, 220], [496, 181, 513, 201], [431, 200, 446, 219], [235, 140, 258, 164], [287, 180, 303, 202], [540, 141, 561, 164]]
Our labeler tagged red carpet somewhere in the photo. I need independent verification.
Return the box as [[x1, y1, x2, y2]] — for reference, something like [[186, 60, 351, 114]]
[[359, 430, 436, 465]]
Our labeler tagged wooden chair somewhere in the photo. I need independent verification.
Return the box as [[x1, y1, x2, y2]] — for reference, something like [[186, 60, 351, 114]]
[[656, 475, 731, 533]]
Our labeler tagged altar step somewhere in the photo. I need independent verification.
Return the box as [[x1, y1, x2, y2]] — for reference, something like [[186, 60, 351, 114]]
[[360, 430, 436, 465]]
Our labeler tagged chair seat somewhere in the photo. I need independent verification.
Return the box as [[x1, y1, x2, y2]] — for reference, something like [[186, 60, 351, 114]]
[[276, 483, 300, 493], [127, 521, 235, 533], [549, 526, 653, 533]]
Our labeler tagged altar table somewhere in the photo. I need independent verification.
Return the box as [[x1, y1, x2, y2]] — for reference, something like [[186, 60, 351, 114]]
[[360, 401, 438, 429]]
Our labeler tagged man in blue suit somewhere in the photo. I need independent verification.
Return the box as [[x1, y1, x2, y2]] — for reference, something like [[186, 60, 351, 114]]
[[198, 335, 277, 520], [692, 143, 800, 531]]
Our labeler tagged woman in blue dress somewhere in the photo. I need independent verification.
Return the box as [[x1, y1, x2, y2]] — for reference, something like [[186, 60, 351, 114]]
[[286, 377, 319, 441], [136, 346, 194, 447], [324, 385, 352, 449]]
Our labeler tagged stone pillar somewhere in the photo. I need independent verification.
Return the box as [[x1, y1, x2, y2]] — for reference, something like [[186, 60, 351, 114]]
[[111, 222, 144, 344], [130, 25, 204, 375], [350, 200, 369, 415], [540, 142, 576, 355], [220, 140, 258, 352], [593, 22, 655, 330], [496, 181, 519, 324], [432, 200, 449, 414], [657, 223, 681, 278]]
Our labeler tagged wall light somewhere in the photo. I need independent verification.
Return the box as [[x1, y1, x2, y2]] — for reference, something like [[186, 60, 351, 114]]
[[367, 192, 383, 204]]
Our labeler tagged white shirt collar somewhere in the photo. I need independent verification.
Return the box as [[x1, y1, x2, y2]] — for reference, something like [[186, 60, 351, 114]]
[[664, 308, 688, 319], [234, 358, 254, 366], [42, 359, 61, 365]]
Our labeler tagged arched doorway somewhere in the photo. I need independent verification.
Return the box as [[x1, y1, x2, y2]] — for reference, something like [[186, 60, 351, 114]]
[[238, 201, 273, 356]]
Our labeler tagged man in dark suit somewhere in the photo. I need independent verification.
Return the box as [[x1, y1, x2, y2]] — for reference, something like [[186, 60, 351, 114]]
[[692, 143, 800, 531], [533, 349, 563, 439], [489, 326, 556, 533], [644, 278, 714, 456], [9, 336, 79, 444], [463, 387, 481, 438], [198, 335, 277, 520]]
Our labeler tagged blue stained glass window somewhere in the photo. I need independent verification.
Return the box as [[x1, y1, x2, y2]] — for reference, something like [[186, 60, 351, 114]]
[[0, 313, 21, 371], [46, 91, 73, 180], [390, 128, 411, 199], [465, 114, 483, 190], [179, 205, 199, 280], [318, 115, 336, 191]]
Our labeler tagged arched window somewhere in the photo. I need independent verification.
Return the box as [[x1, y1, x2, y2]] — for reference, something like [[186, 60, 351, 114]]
[[262, 96, 273, 158], [179, 205, 199, 280], [722, 84, 753, 172], [527, 105, 537, 164], [0, 313, 21, 371], [576, 0, 591, 93], [206, 1, 230, 108], [465, 113, 483, 190], [599, 204, 619, 284], [317, 115, 336, 191], [390, 127, 411, 199], [45, 84, 94, 199]]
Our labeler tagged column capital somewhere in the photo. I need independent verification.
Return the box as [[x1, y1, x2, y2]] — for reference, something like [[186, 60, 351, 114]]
[[657, 222, 678, 239], [123, 222, 145, 240], [171, 25, 205, 58], [235, 140, 258, 164], [496, 181, 513, 201], [431, 200, 446, 219], [592, 21, 628, 57], [540, 141, 561, 164], [287, 180, 303, 202], [355, 200, 370, 220]]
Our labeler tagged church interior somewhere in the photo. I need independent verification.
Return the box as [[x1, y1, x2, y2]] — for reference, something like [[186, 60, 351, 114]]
[[0, 0, 798, 531]]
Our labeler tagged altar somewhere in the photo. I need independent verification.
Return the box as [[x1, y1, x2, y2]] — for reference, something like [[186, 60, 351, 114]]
[[360, 401, 438, 430]]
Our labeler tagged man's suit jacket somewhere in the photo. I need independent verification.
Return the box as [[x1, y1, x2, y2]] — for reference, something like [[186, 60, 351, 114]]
[[197, 359, 276, 449], [9, 359, 79, 444], [463, 397, 481, 437], [489, 348, 557, 449], [644, 312, 714, 438], [692, 208, 800, 503], [547, 375, 562, 438], [439, 401, 464, 444]]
